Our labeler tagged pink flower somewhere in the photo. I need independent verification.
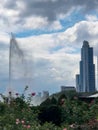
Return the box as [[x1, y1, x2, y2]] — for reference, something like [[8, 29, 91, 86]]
[[60, 98, 65, 105], [63, 128, 67, 130], [31, 92, 36, 96], [27, 125, 31, 128], [21, 120, 25, 124], [16, 93, 19, 96], [16, 121, 19, 125], [9, 91, 12, 95], [16, 119, 20, 125], [70, 124, 75, 128], [16, 119, 19, 122], [96, 119, 98, 122], [91, 100, 94, 104]]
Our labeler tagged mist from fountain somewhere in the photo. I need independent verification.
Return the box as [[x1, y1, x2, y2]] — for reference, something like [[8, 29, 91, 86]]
[[8, 33, 27, 93]]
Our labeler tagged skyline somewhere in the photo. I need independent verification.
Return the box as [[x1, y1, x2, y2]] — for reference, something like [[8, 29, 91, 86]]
[[0, 0, 98, 94]]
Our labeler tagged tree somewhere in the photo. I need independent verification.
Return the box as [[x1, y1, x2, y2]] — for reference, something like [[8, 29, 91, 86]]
[[38, 105, 62, 126]]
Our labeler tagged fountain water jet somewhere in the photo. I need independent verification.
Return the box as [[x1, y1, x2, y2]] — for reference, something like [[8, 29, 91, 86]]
[[7, 34, 48, 105], [8, 33, 26, 92]]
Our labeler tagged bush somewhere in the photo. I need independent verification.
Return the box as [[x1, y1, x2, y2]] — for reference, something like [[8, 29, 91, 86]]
[[38, 105, 62, 126], [0, 89, 98, 130]]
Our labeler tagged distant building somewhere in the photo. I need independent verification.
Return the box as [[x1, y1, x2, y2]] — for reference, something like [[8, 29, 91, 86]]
[[61, 86, 76, 91], [43, 91, 49, 98], [31, 91, 49, 106], [76, 41, 96, 92], [76, 74, 80, 92], [37, 92, 41, 97], [79, 93, 98, 103]]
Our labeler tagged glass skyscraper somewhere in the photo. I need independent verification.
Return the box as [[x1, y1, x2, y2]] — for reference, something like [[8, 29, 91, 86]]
[[76, 41, 95, 92]]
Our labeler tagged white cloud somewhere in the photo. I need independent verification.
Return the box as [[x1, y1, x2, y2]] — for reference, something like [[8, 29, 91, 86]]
[[23, 16, 48, 29], [49, 21, 62, 30], [0, 32, 9, 44], [85, 15, 98, 21], [1, 0, 98, 33]]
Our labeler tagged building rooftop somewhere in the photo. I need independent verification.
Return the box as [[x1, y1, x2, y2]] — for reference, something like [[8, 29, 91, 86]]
[[83, 40, 89, 47], [88, 93, 98, 98]]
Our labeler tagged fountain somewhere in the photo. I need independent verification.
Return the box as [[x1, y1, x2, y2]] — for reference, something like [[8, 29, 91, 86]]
[[9, 33, 26, 92], [6, 33, 48, 105]]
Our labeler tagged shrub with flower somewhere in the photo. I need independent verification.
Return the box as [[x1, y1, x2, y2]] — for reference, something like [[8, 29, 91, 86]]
[[0, 88, 98, 130]]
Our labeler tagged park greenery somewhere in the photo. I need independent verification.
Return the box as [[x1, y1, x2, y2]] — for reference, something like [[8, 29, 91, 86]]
[[0, 87, 98, 130]]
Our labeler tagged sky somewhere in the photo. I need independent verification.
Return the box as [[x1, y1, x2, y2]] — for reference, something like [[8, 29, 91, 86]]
[[0, 0, 98, 95]]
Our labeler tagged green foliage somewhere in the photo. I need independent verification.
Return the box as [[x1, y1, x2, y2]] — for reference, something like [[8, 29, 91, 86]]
[[0, 89, 98, 130], [40, 97, 57, 106], [40, 98, 51, 106], [0, 102, 6, 115], [51, 97, 58, 105], [38, 105, 62, 126]]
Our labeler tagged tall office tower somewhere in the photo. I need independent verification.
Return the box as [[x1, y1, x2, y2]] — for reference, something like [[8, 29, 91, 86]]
[[79, 40, 95, 92]]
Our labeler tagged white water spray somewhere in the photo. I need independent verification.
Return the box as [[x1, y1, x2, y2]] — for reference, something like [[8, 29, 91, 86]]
[[9, 33, 26, 92]]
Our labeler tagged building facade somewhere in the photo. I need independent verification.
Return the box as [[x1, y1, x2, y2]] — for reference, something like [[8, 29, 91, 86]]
[[76, 74, 80, 92], [76, 41, 95, 92], [61, 86, 76, 91]]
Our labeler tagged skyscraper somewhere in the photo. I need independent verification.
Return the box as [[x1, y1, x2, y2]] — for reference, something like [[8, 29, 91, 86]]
[[76, 41, 95, 92]]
